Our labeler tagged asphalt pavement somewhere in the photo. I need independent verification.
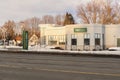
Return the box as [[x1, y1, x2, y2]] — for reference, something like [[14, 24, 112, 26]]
[[0, 53, 120, 80]]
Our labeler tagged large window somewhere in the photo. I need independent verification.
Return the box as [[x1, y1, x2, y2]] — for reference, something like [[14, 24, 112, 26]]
[[95, 33, 101, 45], [84, 39, 90, 45], [71, 39, 77, 45], [95, 39, 100, 45], [48, 35, 65, 45], [59, 35, 65, 45], [48, 36, 57, 45]]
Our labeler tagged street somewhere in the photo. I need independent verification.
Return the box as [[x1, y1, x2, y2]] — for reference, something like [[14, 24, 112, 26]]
[[0, 53, 120, 80]]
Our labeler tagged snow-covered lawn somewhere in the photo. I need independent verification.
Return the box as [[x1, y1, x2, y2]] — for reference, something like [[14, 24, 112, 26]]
[[27, 45, 120, 55]]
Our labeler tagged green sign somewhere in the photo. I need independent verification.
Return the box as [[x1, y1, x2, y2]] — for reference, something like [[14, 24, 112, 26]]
[[22, 31, 28, 50], [74, 28, 87, 32]]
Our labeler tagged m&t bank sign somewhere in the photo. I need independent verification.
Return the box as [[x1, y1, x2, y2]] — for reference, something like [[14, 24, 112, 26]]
[[74, 28, 87, 32]]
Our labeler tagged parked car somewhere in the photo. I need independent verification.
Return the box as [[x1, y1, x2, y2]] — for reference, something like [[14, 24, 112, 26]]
[[108, 47, 120, 51], [53, 47, 64, 50]]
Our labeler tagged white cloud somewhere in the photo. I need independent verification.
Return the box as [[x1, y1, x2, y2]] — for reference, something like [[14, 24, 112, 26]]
[[0, 0, 89, 25]]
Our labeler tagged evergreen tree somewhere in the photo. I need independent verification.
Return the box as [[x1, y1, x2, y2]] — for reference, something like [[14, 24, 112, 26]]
[[63, 12, 75, 26]]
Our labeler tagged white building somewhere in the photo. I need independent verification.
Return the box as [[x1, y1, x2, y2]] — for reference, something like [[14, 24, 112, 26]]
[[39, 24, 120, 51], [105, 25, 120, 48], [65, 24, 104, 50], [39, 24, 66, 48]]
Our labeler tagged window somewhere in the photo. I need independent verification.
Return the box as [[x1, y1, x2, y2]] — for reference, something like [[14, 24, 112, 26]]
[[48, 36, 54, 41], [95, 33, 101, 38], [95, 33, 101, 45], [84, 33, 90, 38], [59, 35, 65, 45], [84, 33, 90, 45], [95, 39, 100, 45], [71, 34, 77, 38], [71, 39, 77, 45], [59, 42, 65, 45], [49, 41, 57, 45], [84, 39, 90, 45]]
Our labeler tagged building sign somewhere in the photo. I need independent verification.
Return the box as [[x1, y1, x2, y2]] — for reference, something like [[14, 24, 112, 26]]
[[22, 31, 28, 50], [74, 28, 87, 32]]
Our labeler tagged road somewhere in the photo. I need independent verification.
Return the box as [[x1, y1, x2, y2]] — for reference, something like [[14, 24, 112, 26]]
[[0, 53, 120, 80]]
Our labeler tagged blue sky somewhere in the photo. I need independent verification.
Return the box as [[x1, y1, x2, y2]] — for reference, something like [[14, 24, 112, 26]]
[[0, 0, 90, 25]]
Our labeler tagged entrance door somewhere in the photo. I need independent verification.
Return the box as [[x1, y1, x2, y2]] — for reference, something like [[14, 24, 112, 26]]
[[117, 38, 120, 47]]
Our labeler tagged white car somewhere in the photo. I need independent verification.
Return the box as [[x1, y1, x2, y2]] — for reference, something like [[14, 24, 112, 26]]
[[108, 47, 120, 51]]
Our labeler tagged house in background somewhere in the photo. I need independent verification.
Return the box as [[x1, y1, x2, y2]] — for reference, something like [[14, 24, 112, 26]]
[[29, 34, 39, 46], [15, 35, 22, 46]]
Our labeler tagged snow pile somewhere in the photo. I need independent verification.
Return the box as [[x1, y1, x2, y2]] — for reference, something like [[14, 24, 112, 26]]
[[28, 45, 58, 51]]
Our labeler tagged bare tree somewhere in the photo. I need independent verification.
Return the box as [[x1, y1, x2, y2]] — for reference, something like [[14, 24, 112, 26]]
[[41, 15, 55, 24], [21, 17, 41, 38], [2, 20, 16, 40], [55, 14, 64, 25], [113, 0, 120, 23], [0, 27, 6, 39], [77, 0, 119, 24]]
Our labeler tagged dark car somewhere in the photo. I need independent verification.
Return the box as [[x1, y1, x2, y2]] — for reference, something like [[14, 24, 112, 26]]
[[51, 47, 64, 50], [54, 47, 64, 50]]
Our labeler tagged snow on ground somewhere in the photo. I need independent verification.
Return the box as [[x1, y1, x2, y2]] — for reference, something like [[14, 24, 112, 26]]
[[0, 45, 120, 55], [28, 45, 61, 51], [28, 45, 120, 55]]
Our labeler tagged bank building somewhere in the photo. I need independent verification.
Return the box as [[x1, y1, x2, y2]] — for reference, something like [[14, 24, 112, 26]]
[[39, 24, 120, 51]]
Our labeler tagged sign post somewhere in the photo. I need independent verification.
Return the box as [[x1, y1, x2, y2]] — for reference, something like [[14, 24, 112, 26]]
[[22, 31, 28, 50]]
